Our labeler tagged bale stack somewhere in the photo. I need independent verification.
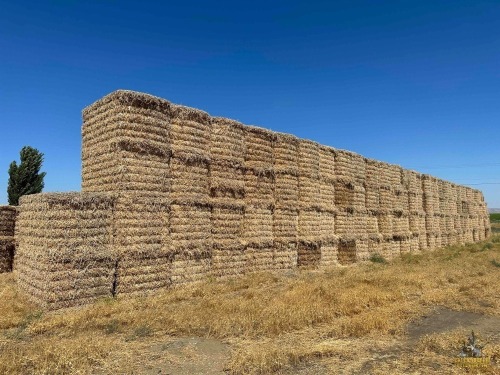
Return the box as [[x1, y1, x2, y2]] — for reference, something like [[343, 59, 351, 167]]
[[422, 175, 442, 248], [209, 117, 246, 278], [82, 90, 171, 195], [14, 193, 116, 309], [273, 133, 300, 269], [0, 206, 16, 273], [243, 126, 275, 272]]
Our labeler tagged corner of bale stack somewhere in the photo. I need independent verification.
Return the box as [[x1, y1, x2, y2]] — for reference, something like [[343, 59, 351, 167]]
[[14, 192, 117, 309]]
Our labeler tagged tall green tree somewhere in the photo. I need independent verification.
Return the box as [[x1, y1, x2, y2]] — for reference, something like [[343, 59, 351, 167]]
[[7, 146, 46, 206]]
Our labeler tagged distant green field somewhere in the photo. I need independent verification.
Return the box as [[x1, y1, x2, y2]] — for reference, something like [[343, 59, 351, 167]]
[[490, 213, 500, 222]]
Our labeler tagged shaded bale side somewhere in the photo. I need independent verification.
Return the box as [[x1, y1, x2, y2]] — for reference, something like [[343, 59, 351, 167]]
[[210, 117, 245, 166], [275, 173, 299, 210], [244, 125, 275, 173], [334, 182, 365, 212], [210, 161, 245, 199], [274, 133, 299, 175], [335, 150, 365, 185], [0, 237, 15, 273], [15, 193, 116, 309], [0, 206, 17, 237], [170, 104, 211, 162], [297, 242, 321, 268]]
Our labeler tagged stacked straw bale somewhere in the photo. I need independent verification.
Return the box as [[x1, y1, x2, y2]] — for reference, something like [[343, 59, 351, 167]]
[[82, 91, 171, 195], [15, 193, 116, 309], [0, 206, 16, 273]]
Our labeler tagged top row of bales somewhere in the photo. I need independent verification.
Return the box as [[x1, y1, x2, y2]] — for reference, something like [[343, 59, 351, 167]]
[[81, 90, 488, 218]]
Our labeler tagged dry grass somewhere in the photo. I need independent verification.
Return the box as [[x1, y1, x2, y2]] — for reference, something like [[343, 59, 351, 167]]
[[1, 235, 499, 374]]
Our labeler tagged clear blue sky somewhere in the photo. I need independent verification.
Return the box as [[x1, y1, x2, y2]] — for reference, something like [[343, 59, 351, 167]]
[[1, 1, 499, 207]]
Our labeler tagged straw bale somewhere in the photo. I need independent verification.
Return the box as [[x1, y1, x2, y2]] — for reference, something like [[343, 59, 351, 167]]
[[211, 202, 244, 247], [298, 139, 320, 178], [335, 210, 368, 241], [170, 104, 211, 162], [354, 240, 369, 261], [15, 193, 116, 309], [212, 247, 246, 278], [408, 190, 424, 214], [379, 187, 394, 212], [320, 211, 337, 243], [171, 252, 211, 285], [82, 91, 171, 194], [274, 133, 299, 175], [365, 159, 383, 187], [365, 185, 380, 213], [319, 146, 336, 183], [211, 117, 245, 165], [334, 182, 365, 211], [210, 161, 245, 199], [0, 206, 16, 237], [244, 125, 275, 172], [409, 214, 426, 236], [170, 204, 212, 251], [377, 214, 393, 239], [273, 242, 297, 269], [243, 205, 273, 246], [299, 176, 321, 209], [425, 215, 440, 235], [393, 189, 409, 214], [367, 238, 383, 257], [403, 170, 422, 191], [392, 213, 411, 239], [335, 149, 365, 184], [0, 237, 14, 273], [297, 242, 321, 268], [245, 245, 275, 273], [170, 157, 210, 204], [319, 180, 336, 211], [365, 214, 380, 240], [378, 162, 401, 188], [409, 235, 420, 253], [298, 209, 322, 243], [319, 242, 339, 267], [113, 194, 169, 258], [245, 170, 274, 207], [273, 208, 298, 244], [275, 173, 299, 209]]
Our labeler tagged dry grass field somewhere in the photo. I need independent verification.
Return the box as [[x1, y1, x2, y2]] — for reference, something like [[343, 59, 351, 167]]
[[1, 235, 499, 374]]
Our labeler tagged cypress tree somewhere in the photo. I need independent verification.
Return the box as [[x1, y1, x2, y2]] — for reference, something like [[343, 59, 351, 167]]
[[7, 146, 46, 206]]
